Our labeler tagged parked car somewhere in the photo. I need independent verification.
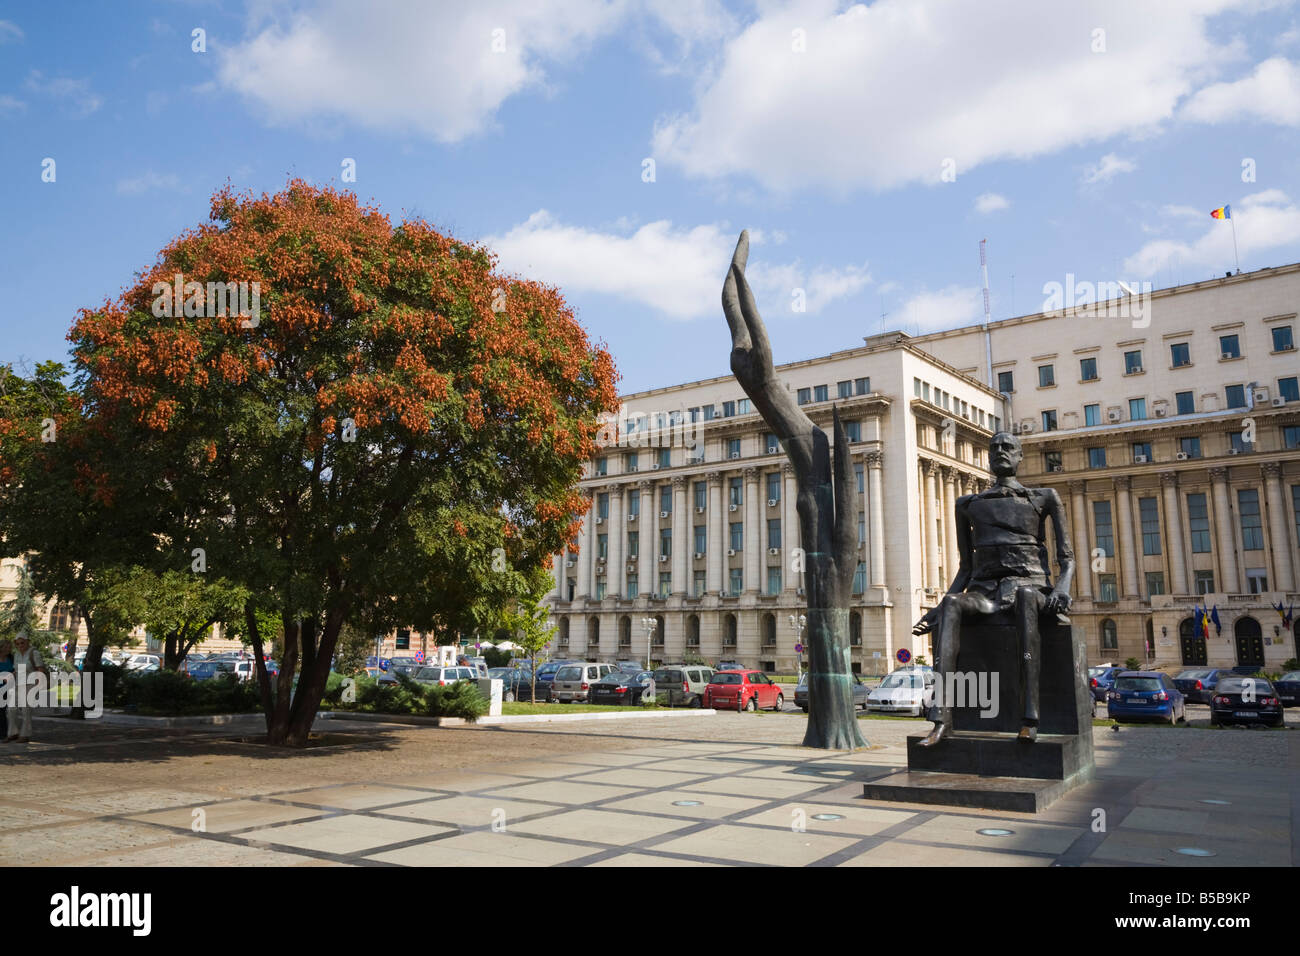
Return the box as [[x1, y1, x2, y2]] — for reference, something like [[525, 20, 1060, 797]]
[[487, 667, 536, 702], [1209, 676, 1284, 728], [703, 670, 784, 711], [1106, 671, 1186, 725], [716, 660, 743, 672], [389, 656, 421, 678], [1172, 668, 1228, 705], [1088, 665, 1125, 702], [550, 662, 616, 702], [648, 665, 715, 707], [614, 659, 645, 673], [794, 671, 870, 712], [591, 670, 654, 705], [866, 668, 935, 716], [413, 665, 479, 686], [1274, 670, 1300, 707], [125, 654, 162, 672], [532, 660, 578, 699], [186, 660, 237, 681]]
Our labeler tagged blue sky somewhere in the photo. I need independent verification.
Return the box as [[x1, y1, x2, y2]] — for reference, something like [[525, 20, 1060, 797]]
[[4, 0, 1300, 395]]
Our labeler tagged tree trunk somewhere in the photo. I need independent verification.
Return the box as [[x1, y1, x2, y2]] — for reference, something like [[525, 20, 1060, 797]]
[[283, 607, 345, 747], [69, 608, 105, 721]]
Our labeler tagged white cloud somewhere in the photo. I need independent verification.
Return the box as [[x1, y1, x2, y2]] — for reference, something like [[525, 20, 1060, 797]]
[[0, 20, 22, 43], [24, 71, 101, 118], [0, 94, 24, 115], [217, 0, 626, 142], [1083, 152, 1136, 184], [1124, 190, 1300, 276], [484, 211, 870, 320], [653, 0, 1255, 192], [116, 171, 182, 196], [898, 285, 983, 333], [974, 192, 1009, 214], [1181, 56, 1300, 125]]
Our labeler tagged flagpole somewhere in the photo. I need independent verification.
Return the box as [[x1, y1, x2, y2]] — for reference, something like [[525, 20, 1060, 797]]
[[1230, 216, 1240, 274]]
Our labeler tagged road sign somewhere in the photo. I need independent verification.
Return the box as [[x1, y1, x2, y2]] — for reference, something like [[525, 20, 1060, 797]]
[[415, 650, 425, 664], [896, 648, 912, 664], [794, 643, 803, 653]]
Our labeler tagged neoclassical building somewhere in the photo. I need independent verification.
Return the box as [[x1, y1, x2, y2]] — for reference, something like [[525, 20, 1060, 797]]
[[547, 262, 1300, 674]]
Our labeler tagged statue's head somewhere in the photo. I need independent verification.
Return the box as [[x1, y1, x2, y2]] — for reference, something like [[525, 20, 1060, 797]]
[[988, 431, 1022, 478]]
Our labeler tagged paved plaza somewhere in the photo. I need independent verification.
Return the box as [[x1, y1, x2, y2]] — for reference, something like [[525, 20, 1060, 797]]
[[2, 712, 1295, 867]]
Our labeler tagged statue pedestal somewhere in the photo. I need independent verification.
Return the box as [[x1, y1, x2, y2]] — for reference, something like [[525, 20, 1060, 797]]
[[862, 619, 1095, 812]]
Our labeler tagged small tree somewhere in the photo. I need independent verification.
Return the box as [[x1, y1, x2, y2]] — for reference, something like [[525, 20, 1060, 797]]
[[497, 597, 556, 705]]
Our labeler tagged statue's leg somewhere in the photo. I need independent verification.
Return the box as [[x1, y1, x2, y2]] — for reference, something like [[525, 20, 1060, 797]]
[[919, 594, 991, 746], [1014, 586, 1048, 742]]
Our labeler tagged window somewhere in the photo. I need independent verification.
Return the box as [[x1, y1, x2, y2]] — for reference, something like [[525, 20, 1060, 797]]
[[1088, 447, 1107, 469], [660, 486, 672, 512], [693, 570, 705, 597], [1284, 426, 1300, 450], [853, 561, 866, 595], [1293, 485, 1300, 548], [725, 615, 738, 644], [1219, 334, 1240, 359], [1246, 568, 1268, 594], [1230, 431, 1251, 454], [1098, 576, 1118, 604], [1080, 356, 1098, 381], [1139, 497, 1161, 555], [597, 492, 609, 518], [914, 377, 922, 397], [1132, 442, 1151, 462], [625, 573, 638, 600], [627, 530, 639, 558], [722, 400, 735, 418], [1187, 493, 1211, 552], [693, 481, 706, 510], [728, 567, 743, 596], [922, 383, 931, 402], [765, 432, 780, 454], [855, 376, 870, 395], [1129, 398, 1147, 420], [837, 380, 853, 399], [1170, 342, 1191, 368], [1225, 384, 1246, 409], [814, 384, 829, 403], [767, 566, 782, 596], [1124, 350, 1143, 373], [1084, 404, 1101, 426], [1044, 451, 1062, 472], [693, 525, 705, 554], [1179, 437, 1202, 459], [659, 572, 671, 597], [1093, 501, 1114, 557], [1272, 325, 1294, 352], [729, 522, 743, 550], [768, 518, 782, 549], [844, 420, 861, 442], [1042, 409, 1058, 431], [597, 533, 608, 560], [855, 463, 864, 493], [1038, 365, 1055, 387], [1101, 619, 1118, 648], [997, 370, 1014, 393], [1145, 572, 1165, 597], [594, 457, 607, 476], [656, 448, 670, 469], [1279, 376, 1300, 402], [595, 577, 607, 600], [850, 612, 862, 646], [660, 528, 672, 557], [1194, 570, 1215, 595], [766, 472, 781, 502], [729, 477, 742, 506], [626, 451, 639, 472], [688, 406, 700, 422], [702, 404, 716, 420], [1175, 391, 1195, 415], [797, 387, 811, 405], [628, 488, 640, 516], [726, 438, 741, 459], [1238, 489, 1263, 550]]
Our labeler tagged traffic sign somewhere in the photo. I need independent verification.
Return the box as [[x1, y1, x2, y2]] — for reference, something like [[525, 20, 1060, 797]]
[[794, 643, 803, 653], [415, 650, 425, 664], [896, 648, 912, 664]]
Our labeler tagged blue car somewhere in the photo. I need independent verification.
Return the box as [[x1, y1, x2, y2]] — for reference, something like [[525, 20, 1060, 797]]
[[1107, 671, 1186, 725], [1172, 668, 1227, 704], [1088, 665, 1124, 702]]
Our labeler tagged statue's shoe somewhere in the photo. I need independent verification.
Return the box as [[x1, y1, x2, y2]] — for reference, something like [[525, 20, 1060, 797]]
[[917, 724, 948, 747], [1017, 724, 1038, 743]]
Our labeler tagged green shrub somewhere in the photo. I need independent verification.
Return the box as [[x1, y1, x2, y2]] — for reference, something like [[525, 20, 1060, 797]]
[[1283, 658, 1299, 672], [1124, 657, 1142, 670], [423, 681, 488, 721]]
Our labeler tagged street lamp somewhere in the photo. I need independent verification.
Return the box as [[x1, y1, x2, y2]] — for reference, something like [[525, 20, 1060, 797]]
[[640, 617, 657, 671], [789, 613, 807, 679]]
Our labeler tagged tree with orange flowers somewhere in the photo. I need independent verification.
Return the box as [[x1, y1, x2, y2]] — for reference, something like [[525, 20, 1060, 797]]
[[62, 180, 616, 745]]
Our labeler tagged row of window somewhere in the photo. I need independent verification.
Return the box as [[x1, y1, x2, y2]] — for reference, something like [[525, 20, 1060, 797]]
[[1055, 425, 1300, 470], [1036, 379, 1300, 434], [558, 612, 868, 648], [796, 377, 872, 406], [912, 378, 999, 431], [578, 558, 873, 601], [593, 464, 877, 516], [593, 423, 870, 475]]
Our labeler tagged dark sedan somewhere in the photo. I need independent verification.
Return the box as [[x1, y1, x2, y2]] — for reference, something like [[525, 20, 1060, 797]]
[[1088, 665, 1125, 702], [487, 667, 536, 702], [1210, 676, 1284, 727], [590, 670, 654, 705], [1274, 670, 1300, 707], [1172, 668, 1228, 704], [794, 672, 870, 712]]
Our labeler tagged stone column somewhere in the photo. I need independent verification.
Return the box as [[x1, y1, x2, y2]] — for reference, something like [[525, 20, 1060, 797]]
[[1262, 462, 1296, 592], [552, 551, 564, 598], [1210, 467, 1239, 593], [671, 476, 688, 595], [922, 460, 940, 591], [1113, 475, 1138, 598], [743, 467, 761, 592], [783, 464, 798, 592], [867, 451, 886, 590], [941, 466, 958, 589], [638, 479, 654, 598], [1068, 480, 1092, 599], [1160, 472, 1189, 594], [577, 496, 593, 600], [706, 472, 724, 596], [607, 484, 624, 599]]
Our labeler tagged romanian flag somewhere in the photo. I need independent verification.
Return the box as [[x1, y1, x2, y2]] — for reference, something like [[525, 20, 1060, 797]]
[[1200, 606, 1211, 640], [1211, 205, 1231, 220]]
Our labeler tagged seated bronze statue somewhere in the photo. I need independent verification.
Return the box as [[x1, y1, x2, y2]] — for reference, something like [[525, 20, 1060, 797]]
[[912, 431, 1075, 745]]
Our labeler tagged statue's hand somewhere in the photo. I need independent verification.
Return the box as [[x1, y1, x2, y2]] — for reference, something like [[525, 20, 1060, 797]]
[[1046, 588, 1071, 615], [912, 606, 939, 635]]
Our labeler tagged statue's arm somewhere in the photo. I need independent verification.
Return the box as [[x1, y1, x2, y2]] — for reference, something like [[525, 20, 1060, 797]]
[[722, 231, 816, 477], [1045, 489, 1075, 599]]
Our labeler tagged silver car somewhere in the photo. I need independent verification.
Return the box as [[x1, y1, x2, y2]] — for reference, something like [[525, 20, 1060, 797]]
[[550, 662, 615, 702], [866, 668, 935, 716]]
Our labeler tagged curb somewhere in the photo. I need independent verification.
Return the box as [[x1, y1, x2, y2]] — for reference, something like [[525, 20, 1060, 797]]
[[317, 709, 718, 726], [75, 711, 268, 729]]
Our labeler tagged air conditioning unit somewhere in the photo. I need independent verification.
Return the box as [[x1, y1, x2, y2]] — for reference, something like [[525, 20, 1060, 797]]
[[729, 503, 738, 512], [1271, 397, 1286, 407], [767, 445, 779, 454], [626, 563, 637, 573], [767, 498, 778, 507], [1133, 454, 1149, 464], [627, 466, 638, 472], [768, 547, 780, 555], [595, 516, 604, 525], [1106, 408, 1122, 423], [1129, 366, 1144, 374], [658, 555, 669, 563], [1228, 448, 1241, 455], [1221, 352, 1235, 361], [796, 587, 805, 596], [687, 456, 704, 464], [1154, 406, 1167, 418], [695, 506, 705, 514], [727, 548, 737, 556], [1019, 419, 1035, 434], [597, 557, 606, 565], [627, 513, 637, 522], [1253, 387, 1271, 404], [1176, 452, 1189, 461], [1048, 464, 1063, 473], [693, 552, 704, 560], [565, 559, 575, 568], [659, 511, 669, 519], [730, 453, 741, 460], [652, 463, 662, 470]]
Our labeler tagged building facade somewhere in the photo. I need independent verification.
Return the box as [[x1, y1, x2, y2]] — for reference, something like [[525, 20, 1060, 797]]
[[546, 263, 1300, 674]]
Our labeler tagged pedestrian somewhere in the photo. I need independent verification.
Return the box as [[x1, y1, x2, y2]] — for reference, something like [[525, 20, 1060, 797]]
[[0, 639, 13, 742], [9, 631, 47, 743]]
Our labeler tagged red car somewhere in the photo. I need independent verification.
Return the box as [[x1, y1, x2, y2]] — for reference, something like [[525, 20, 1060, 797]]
[[703, 670, 784, 712]]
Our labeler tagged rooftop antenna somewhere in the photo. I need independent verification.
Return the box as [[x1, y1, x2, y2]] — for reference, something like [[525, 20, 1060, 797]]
[[980, 239, 994, 388], [879, 293, 888, 337]]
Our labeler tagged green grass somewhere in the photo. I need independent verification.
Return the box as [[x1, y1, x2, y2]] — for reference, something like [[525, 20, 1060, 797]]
[[500, 701, 668, 716]]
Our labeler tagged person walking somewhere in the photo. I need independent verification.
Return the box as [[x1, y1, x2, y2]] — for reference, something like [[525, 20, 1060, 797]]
[[0, 639, 13, 742], [9, 631, 46, 743]]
